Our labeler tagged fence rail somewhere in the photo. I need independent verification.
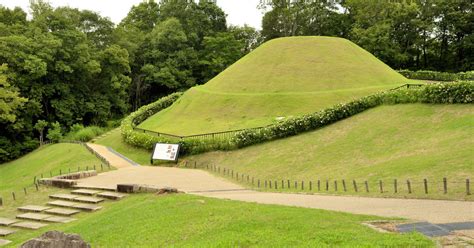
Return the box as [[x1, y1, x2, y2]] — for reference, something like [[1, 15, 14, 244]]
[[187, 161, 472, 197], [132, 83, 427, 141]]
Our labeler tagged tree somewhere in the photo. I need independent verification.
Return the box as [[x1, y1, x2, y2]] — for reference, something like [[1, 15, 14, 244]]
[[0, 64, 27, 123], [46, 121, 62, 142], [34, 120, 47, 145]]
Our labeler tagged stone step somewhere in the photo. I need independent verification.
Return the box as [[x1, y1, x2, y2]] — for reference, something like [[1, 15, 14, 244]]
[[16, 213, 53, 222], [0, 239, 11, 246], [74, 196, 104, 204], [45, 208, 80, 216], [71, 203, 102, 212], [18, 205, 51, 213], [71, 189, 100, 196], [0, 218, 18, 226], [0, 229, 15, 237], [47, 200, 77, 208], [11, 221, 48, 230], [47, 201, 102, 212], [49, 194, 79, 201], [97, 192, 127, 200], [43, 216, 76, 223], [72, 185, 116, 192]]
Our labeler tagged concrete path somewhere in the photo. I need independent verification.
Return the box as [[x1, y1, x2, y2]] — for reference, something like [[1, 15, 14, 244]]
[[77, 166, 474, 224], [86, 144, 136, 169]]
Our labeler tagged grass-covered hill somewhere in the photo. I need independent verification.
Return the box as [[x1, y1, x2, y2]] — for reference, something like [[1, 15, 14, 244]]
[[139, 36, 408, 135], [187, 104, 474, 200]]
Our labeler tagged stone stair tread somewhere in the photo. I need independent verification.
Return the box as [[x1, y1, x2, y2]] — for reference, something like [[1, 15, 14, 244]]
[[0, 218, 19, 226], [45, 208, 80, 216], [47, 200, 77, 208], [0, 239, 11, 246], [43, 216, 76, 223], [71, 189, 100, 196], [17, 213, 53, 221], [72, 203, 102, 212], [18, 205, 51, 212], [49, 194, 79, 201], [0, 228, 15, 237], [74, 196, 104, 204], [11, 221, 48, 230], [97, 192, 127, 200]]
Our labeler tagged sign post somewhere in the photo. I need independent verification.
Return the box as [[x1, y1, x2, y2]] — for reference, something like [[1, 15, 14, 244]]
[[151, 143, 180, 164]]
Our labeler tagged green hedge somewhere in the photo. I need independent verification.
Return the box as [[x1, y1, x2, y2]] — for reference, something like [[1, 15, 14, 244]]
[[398, 70, 474, 81], [121, 82, 474, 155]]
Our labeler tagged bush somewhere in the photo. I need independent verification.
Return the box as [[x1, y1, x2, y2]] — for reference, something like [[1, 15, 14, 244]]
[[121, 82, 474, 155], [398, 70, 474, 81], [63, 125, 108, 142], [46, 122, 63, 142]]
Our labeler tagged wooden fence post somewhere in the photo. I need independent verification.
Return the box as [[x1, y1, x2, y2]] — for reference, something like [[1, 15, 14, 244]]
[[258, 179, 260, 188], [12, 192, 15, 201], [334, 180, 338, 191], [424, 179, 428, 194], [342, 180, 346, 192], [317, 180, 321, 191], [394, 179, 398, 193], [275, 181, 278, 190], [287, 180, 290, 189], [407, 180, 412, 194], [301, 181, 304, 190], [379, 180, 383, 193], [295, 181, 298, 189], [0, 197, 2, 206], [309, 181, 312, 191], [353, 180, 358, 192], [443, 178, 447, 194], [269, 180, 272, 189], [23, 188, 27, 195], [365, 181, 369, 192], [326, 180, 329, 191], [467, 179, 471, 195], [282, 180, 284, 189]]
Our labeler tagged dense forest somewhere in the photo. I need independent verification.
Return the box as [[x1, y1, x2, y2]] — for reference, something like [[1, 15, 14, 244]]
[[0, 0, 472, 162]]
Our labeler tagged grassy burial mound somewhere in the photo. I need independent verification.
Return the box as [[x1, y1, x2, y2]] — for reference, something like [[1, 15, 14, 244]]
[[139, 36, 408, 135], [187, 104, 474, 200]]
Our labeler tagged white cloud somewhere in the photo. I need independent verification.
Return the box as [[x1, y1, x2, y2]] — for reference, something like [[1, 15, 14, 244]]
[[0, 0, 263, 29]]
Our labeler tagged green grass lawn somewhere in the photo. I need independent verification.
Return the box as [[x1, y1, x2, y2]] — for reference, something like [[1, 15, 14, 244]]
[[186, 104, 474, 200], [4, 194, 432, 247], [0, 143, 103, 197], [139, 36, 409, 135]]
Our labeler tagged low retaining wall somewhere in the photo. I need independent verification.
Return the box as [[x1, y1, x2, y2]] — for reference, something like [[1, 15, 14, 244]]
[[38, 170, 97, 188]]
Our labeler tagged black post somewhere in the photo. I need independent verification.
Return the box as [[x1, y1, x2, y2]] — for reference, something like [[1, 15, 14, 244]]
[[443, 178, 447, 194], [326, 180, 329, 191], [275, 181, 278, 190], [269, 180, 272, 189], [394, 179, 398, 193], [12, 192, 15, 201], [0, 197, 2, 206], [353, 180, 358, 192], [287, 180, 290, 189], [301, 181, 304, 190], [334, 180, 338, 191], [282, 180, 284, 189], [379, 180, 383, 193], [467, 179, 471, 195], [407, 180, 412, 194], [365, 181, 369, 192], [423, 179, 428, 194], [318, 180, 321, 191], [309, 181, 312, 191]]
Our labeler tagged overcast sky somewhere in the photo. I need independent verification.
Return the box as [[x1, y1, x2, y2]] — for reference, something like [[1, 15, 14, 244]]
[[0, 0, 263, 29]]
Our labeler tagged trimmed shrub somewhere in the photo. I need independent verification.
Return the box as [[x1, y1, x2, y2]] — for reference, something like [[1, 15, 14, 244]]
[[121, 82, 474, 154], [63, 126, 108, 142], [398, 70, 474, 81]]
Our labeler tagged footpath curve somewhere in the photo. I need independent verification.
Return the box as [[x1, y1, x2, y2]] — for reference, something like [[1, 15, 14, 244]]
[[79, 145, 474, 224]]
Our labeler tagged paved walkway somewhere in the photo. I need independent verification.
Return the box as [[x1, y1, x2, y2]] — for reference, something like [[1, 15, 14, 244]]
[[86, 144, 136, 169], [79, 146, 474, 224]]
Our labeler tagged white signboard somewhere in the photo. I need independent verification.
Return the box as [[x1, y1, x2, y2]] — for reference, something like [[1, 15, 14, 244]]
[[152, 143, 180, 161]]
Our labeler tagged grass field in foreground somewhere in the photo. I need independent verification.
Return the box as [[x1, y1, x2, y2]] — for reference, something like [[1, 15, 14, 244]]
[[4, 194, 432, 247], [139, 36, 408, 135], [186, 104, 474, 200], [0, 143, 102, 196]]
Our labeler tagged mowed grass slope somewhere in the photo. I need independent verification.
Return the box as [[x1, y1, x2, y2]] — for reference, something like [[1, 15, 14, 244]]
[[187, 104, 474, 200], [0, 143, 101, 194], [5, 194, 432, 247], [140, 36, 408, 135]]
